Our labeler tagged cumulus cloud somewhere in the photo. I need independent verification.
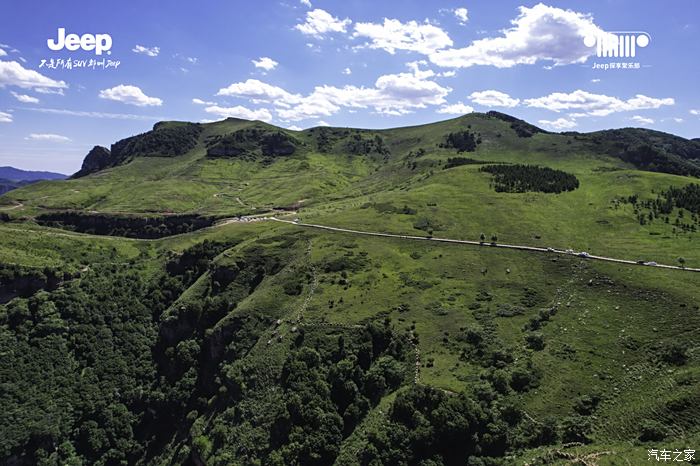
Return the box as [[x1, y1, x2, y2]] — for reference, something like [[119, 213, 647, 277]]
[[353, 18, 453, 55], [690, 109, 700, 116], [300, 0, 312, 7], [252, 57, 278, 71], [295, 9, 351, 38], [538, 117, 577, 130], [316, 120, 330, 126], [11, 91, 39, 104], [217, 79, 302, 106], [631, 115, 654, 125], [0, 60, 67, 90], [454, 8, 469, 24], [287, 125, 304, 131], [98, 85, 163, 107], [204, 105, 273, 121], [0, 49, 6, 57], [132, 45, 160, 57], [524, 90, 674, 116], [342, 67, 352, 75], [281, 65, 450, 120], [218, 64, 450, 121], [430, 3, 604, 68], [437, 102, 474, 114], [469, 90, 520, 108], [25, 133, 71, 142], [0, 111, 12, 123]]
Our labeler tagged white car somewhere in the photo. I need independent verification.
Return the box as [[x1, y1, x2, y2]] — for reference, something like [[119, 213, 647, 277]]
[[644, 261, 657, 266], [578, 252, 590, 258]]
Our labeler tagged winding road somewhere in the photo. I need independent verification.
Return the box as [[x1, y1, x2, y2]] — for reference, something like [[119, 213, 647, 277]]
[[270, 218, 700, 273]]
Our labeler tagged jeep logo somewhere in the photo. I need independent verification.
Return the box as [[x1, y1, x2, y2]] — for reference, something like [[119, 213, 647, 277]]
[[47, 28, 112, 55]]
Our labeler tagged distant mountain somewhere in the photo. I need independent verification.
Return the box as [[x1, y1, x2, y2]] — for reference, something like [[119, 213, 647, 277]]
[[0, 166, 66, 182], [0, 167, 66, 195]]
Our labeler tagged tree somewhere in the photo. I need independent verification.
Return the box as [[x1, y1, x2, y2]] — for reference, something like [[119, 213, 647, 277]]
[[678, 257, 686, 268], [479, 233, 486, 243], [491, 234, 498, 244]]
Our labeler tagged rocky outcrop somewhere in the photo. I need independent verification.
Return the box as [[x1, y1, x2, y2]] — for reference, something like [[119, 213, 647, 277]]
[[72, 145, 112, 178]]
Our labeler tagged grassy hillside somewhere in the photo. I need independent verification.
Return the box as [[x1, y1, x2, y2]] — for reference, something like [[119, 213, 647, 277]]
[[0, 113, 698, 465]]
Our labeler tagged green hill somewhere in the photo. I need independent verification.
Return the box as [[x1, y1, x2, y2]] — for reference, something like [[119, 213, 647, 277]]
[[0, 113, 698, 465]]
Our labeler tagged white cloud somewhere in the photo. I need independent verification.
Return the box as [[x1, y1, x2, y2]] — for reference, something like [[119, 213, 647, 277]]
[[25, 133, 71, 142], [437, 102, 474, 114], [0, 49, 6, 57], [282, 66, 450, 120], [353, 18, 453, 55], [524, 90, 674, 116], [295, 9, 351, 38], [538, 117, 577, 130], [316, 120, 330, 126], [34, 87, 65, 95], [132, 45, 160, 57], [252, 56, 278, 71], [454, 8, 469, 24], [438, 70, 457, 77], [11, 91, 39, 104], [192, 98, 216, 105], [300, 0, 312, 7], [0, 111, 12, 123], [691, 109, 700, 116], [0, 60, 67, 90], [217, 79, 302, 106], [219, 64, 450, 121], [631, 115, 654, 125], [287, 125, 303, 131], [342, 67, 352, 75], [672, 117, 684, 123], [204, 105, 273, 122], [591, 78, 601, 83], [469, 90, 520, 108], [430, 4, 604, 68], [98, 85, 163, 107]]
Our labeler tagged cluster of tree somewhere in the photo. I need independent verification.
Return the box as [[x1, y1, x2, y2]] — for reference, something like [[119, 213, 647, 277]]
[[206, 127, 298, 158], [0, 264, 65, 304], [620, 184, 700, 232], [36, 212, 218, 239], [112, 123, 202, 160], [588, 128, 700, 177], [440, 130, 481, 152], [343, 134, 390, 156], [73, 123, 203, 177], [262, 322, 409, 465], [487, 111, 548, 138], [480, 164, 580, 193], [444, 157, 501, 169]]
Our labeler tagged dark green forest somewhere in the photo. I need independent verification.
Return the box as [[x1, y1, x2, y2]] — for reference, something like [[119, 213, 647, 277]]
[[480, 164, 580, 193]]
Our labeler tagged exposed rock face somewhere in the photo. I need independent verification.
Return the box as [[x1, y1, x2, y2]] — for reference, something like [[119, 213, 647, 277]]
[[72, 145, 112, 178]]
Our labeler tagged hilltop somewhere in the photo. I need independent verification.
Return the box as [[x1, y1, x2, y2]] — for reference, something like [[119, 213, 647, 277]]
[[0, 112, 698, 465]]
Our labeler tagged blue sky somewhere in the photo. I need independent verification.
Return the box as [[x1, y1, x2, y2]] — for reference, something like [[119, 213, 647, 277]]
[[1, 0, 699, 174]]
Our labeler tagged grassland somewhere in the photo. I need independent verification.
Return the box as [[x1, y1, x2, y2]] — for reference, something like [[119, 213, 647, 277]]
[[0, 113, 698, 465]]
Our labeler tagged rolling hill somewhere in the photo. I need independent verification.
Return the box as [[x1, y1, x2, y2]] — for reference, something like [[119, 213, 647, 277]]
[[0, 113, 698, 465]]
